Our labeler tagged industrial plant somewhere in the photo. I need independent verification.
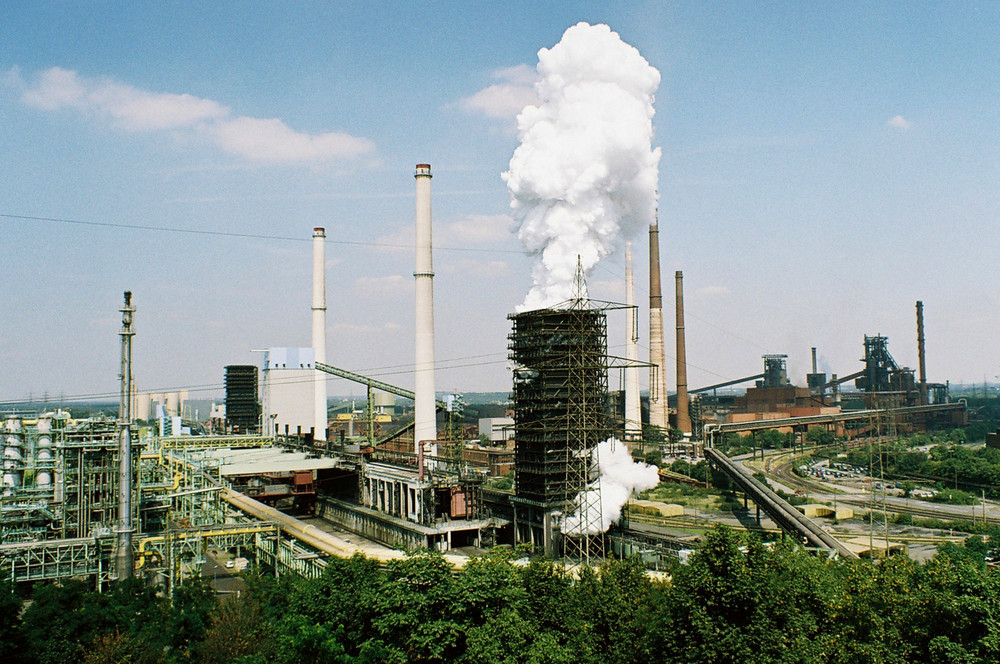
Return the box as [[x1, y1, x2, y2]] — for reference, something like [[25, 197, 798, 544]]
[[0, 160, 976, 591]]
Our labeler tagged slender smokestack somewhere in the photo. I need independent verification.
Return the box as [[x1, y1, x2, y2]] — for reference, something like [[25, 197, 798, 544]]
[[917, 301, 927, 405], [414, 164, 437, 451], [811, 347, 818, 374], [624, 243, 642, 441], [312, 228, 327, 442], [675, 270, 691, 435], [648, 219, 668, 432], [116, 291, 135, 580]]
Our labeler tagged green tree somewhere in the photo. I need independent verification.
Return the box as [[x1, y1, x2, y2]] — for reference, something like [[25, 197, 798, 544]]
[[0, 581, 28, 664], [272, 554, 386, 664], [370, 552, 465, 663], [199, 594, 273, 664], [21, 578, 168, 664], [651, 527, 832, 664], [806, 426, 834, 445], [166, 576, 216, 662]]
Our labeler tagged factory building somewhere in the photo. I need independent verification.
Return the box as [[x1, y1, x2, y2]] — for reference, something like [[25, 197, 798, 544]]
[[478, 416, 514, 443], [1, 413, 138, 542], [262, 347, 324, 441]]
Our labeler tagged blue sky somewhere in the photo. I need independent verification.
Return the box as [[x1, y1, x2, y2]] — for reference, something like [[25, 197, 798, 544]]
[[2, 2, 998, 404]]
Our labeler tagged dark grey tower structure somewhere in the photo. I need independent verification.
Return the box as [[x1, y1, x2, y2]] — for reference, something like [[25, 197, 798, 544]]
[[509, 304, 609, 561], [225, 365, 261, 434]]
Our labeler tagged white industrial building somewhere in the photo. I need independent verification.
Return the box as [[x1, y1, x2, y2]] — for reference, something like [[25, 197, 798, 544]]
[[262, 347, 324, 440], [479, 417, 514, 443]]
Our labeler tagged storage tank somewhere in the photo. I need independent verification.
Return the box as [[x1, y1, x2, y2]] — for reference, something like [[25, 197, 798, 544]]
[[165, 391, 180, 417], [373, 392, 396, 414], [3, 417, 24, 494], [35, 416, 54, 487]]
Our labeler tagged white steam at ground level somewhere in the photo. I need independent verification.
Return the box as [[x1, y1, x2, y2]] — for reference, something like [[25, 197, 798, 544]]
[[562, 438, 660, 535], [503, 22, 661, 311]]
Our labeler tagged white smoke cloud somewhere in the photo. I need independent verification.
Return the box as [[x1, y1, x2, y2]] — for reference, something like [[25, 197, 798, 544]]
[[562, 438, 660, 534], [503, 23, 661, 311]]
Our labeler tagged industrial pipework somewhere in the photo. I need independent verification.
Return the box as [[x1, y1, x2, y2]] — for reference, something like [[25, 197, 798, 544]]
[[624, 242, 642, 441], [413, 164, 437, 452], [648, 218, 668, 431], [674, 270, 691, 435], [313, 227, 328, 442], [116, 291, 135, 580]]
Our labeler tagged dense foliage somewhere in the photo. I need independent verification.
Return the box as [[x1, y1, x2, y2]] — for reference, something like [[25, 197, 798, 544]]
[[4, 528, 1000, 664]]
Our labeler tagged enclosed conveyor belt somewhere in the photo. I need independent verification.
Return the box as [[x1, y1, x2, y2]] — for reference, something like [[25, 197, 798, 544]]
[[704, 447, 858, 559], [222, 488, 469, 568]]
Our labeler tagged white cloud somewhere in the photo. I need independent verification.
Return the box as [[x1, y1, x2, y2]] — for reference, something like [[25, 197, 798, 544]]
[[1, 66, 23, 87], [332, 321, 401, 335], [353, 274, 409, 297], [20, 67, 227, 129], [461, 64, 539, 119], [20, 67, 86, 110], [440, 214, 514, 244], [697, 285, 731, 297], [887, 115, 913, 131], [588, 278, 624, 301], [89, 84, 229, 131], [372, 226, 414, 253], [16, 66, 373, 164], [440, 258, 509, 278], [214, 116, 373, 162]]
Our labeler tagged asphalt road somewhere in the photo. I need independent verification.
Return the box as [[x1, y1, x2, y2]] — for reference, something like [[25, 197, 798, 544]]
[[202, 550, 246, 595]]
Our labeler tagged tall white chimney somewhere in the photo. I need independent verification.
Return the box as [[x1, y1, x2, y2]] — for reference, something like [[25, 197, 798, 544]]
[[648, 219, 669, 432], [312, 227, 327, 442], [624, 242, 642, 442], [414, 164, 437, 452]]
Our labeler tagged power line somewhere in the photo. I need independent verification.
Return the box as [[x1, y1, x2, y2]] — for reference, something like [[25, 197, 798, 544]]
[[0, 352, 513, 407], [0, 212, 523, 254], [592, 258, 769, 352]]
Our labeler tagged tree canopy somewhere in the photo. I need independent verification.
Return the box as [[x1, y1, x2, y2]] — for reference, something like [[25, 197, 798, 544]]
[[4, 529, 1000, 664]]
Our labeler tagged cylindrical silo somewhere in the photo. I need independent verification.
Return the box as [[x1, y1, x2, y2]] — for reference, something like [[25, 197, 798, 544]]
[[3, 417, 24, 494], [36, 416, 53, 487]]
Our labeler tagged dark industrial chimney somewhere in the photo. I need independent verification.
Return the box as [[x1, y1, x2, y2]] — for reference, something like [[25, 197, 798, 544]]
[[916, 301, 927, 405], [648, 220, 668, 431], [674, 271, 690, 435]]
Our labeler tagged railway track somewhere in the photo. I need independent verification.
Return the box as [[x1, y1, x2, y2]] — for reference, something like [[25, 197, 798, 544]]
[[743, 449, 1000, 527]]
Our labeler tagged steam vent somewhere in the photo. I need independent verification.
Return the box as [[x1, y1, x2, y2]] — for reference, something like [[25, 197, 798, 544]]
[[509, 306, 609, 559]]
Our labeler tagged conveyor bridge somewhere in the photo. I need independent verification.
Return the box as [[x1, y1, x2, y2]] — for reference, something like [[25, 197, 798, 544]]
[[704, 447, 858, 559]]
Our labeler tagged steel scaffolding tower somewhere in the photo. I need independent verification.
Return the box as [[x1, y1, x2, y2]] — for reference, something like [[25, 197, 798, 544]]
[[509, 304, 609, 562], [225, 365, 261, 434]]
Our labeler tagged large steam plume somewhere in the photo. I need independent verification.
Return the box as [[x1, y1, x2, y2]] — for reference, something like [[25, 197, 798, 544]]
[[563, 439, 660, 534], [503, 22, 661, 311]]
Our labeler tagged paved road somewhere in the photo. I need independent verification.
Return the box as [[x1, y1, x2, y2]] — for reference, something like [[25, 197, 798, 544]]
[[201, 551, 246, 595]]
